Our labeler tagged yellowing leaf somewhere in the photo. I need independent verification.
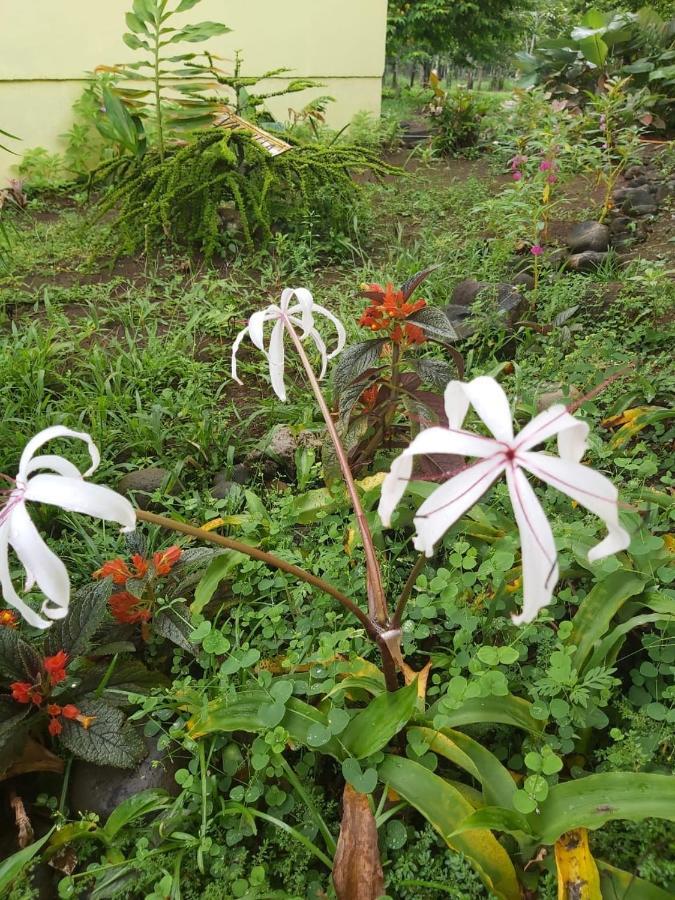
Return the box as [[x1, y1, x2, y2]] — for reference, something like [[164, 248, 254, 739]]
[[344, 527, 357, 557], [554, 828, 601, 900], [202, 517, 225, 532], [356, 471, 386, 493]]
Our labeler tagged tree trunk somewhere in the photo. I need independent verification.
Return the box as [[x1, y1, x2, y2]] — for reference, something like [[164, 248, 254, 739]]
[[409, 63, 416, 88]]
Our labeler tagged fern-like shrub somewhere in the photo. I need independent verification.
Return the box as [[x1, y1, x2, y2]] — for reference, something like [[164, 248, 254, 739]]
[[94, 130, 398, 258]]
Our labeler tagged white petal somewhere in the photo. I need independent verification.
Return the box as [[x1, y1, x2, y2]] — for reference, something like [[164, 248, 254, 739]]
[[0, 522, 52, 629], [24, 455, 83, 479], [514, 404, 588, 462], [307, 326, 329, 380], [311, 303, 347, 359], [18, 426, 101, 480], [413, 456, 506, 555], [378, 427, 504, 527], [8, 503, 71, 623], [248, 308, 278, 353], [267, 319, 287, 401], [24, 475, 137, 531], [506, 466, 559, 625], [231, 325, 249, 384], [445, 377, 514, 441], [283, 287, 315, 335], [443, 381, 471, 429], [519, 451, 630, 561]]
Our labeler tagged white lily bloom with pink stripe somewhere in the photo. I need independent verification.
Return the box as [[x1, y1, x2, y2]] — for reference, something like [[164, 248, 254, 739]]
[[1, 426, 136, 629], [379, 376, 630, 624], [231, 287, 346, 402]]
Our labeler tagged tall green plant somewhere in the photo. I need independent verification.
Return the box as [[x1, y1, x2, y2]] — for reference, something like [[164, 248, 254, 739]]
[[114, 0, 230, 159]]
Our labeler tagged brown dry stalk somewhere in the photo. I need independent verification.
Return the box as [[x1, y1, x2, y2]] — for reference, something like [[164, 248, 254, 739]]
[[333, 784, 385, 900]]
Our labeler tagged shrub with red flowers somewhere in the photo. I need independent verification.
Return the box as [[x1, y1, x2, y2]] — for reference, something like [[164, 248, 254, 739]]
[[94, 544, 182, 626], [332, 266, 463, 471]]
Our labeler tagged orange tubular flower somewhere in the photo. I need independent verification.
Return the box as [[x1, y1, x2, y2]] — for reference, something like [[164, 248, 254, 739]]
[[153, 546, 181, 576], [130, 554, 149, 579], [76, 713, 96, 730], [47, 704, 62, 717], [10, 681, 33, 704], [0, 609, 18, 628], [43, 651, 69, 685], [358, 281, 427, 346], [110, 591, 151, 624], [62, 704, 80, 719], [93, 558, 132, 585], [48, 717, 63, 736], [358, 384, 380, 413]]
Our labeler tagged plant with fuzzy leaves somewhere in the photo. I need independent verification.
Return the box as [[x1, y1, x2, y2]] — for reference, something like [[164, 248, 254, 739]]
[[0, 580, 163, 771], [332, 267, 463, 471]]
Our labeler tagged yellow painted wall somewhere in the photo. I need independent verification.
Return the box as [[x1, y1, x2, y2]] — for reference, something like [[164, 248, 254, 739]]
[[0, 1, 388, 181]]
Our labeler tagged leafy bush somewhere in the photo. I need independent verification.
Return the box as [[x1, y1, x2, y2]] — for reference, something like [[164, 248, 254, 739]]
[[429, 89, 492, 156], [94, 129, 397, 258]]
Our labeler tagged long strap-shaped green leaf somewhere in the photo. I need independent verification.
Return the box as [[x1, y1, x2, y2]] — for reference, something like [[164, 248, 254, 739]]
[[427, 693, 545, 733], [379, 755, 521, 900], [408, 726, 517, 809]]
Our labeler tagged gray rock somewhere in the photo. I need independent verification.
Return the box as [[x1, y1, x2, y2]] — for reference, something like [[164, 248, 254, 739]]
[[69, 736, 184, 820], [624, 165, 645, 180], [451, 279, 490, 307], [568, 221, 610, 253], [653, 183, 670, 203], [211, 473, 238, 499], [566, 251, 608, 273], [258, 425, 321, 477], [231, 463, 251, 484], [547, 249, 568, 268], [630, 203, 658, 216], [118, 467, 177, 510], [612, 186, 628, 203], [609, 216, 631, 235], [512, 272, 535, 290], [622, 186, 655, 212]]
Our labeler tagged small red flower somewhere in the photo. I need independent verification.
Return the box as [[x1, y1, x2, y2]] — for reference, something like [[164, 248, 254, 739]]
[[153, 546, 181, 576], [93, 558, 133, 584], [47, 704, 62, 717], [130, 554, 149, 579], [10, 681, 33, 704], [359, 281, 427, 345], [110, 591, 152, 624], [43, 651, 69, 685], [31, 691, 43, 706], [48, 717, 63, 736], [62, 704, 80, 720], [358, 384, 380, 413], [404, 323, 426, 345], [0, 609, 18, 628]]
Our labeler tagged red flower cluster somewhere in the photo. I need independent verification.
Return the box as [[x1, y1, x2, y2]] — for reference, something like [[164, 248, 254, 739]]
[[47, 702, 82, 736], [0, 609, 18, 628], [94, 545, 181, 624], [11, 650, 71, 707], [358, 384, 380, 413], [359, 283, 427, 346]]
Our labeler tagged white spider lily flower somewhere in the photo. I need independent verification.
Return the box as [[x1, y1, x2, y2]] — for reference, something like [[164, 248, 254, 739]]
[[379, 376, 630, 624], [0, 426, 136, 629], [231, 287, 346, 401]]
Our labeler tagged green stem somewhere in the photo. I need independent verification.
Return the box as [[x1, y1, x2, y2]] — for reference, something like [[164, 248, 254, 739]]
[[391, 553, 427, 629], [277, 754, 337, 856], [59, 755, 73, 815], [197, 741, 208, 874], [95, 653, 119, 698]]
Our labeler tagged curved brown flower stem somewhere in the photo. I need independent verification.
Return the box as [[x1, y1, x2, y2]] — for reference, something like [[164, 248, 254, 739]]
[[284, 322, 388, 627], [391, 553, 428, 630], [135, 509, 375, 636], [566, 364, 634, 415]]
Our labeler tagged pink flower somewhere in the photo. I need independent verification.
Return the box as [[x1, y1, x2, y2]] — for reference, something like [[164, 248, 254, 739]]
[[547, 174, 557, 184], [512, 171, 522, 181], [530, 244, 543, 256], [539, 160, 552, 171]]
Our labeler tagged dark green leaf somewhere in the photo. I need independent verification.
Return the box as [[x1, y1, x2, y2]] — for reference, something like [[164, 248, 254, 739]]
[[414, 357, 455, 390], [0, 830, 54, 893], [103, 789, 171, 840], [59, 700, 145, 768], [408, 306, 459, 343], [0, 628, 39, 680], [333, 340, 386, 398], [342, 681, 418, 759], [192, 550, 245, 615], [153, 603, 196, 654], [44, 579, 113, 658], [533, 772, 675, 844], [400, 264, 441, 300]]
